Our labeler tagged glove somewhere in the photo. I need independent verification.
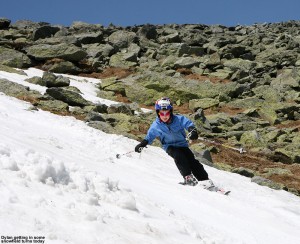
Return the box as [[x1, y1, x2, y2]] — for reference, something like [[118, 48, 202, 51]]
[[188, 126, 198, 140], [135, 139, 148, 153]]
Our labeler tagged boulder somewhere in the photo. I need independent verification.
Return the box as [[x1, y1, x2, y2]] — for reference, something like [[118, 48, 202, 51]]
[[46, 87, 90, 107], [74, 31, 103, 44], [174, 57, 201, 69], [240, 130, 265, 147], [107, 103, 134, 115], [25, 43, 87, 62], [108, 30, 137, 49], [0, 78, 41, 98], [32, 25, 61, 41], [232, 167, 255, 178], [0, 18, 11, 29], [42, 72, 70, 88], [137, 24, 158, 40], [189, 98, 219, 111], [36, 99, 69, 113], [47, 61, 80, 74], [251, 176, 287, 190], [25, 76, 46, 86], [223, 58, 256, 72], [0, 46, 32, 68], [271, 68, 300, 89]]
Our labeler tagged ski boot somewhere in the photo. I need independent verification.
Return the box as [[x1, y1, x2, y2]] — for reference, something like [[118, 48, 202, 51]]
[[184, 174, 198, 186]]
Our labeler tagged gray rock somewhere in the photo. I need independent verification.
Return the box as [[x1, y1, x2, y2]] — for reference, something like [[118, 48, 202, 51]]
[[189, 98, 219, 111], [0, 46, 32, 68], [32, 25, 61, 41], [47, 61, 80, 74], [137, 24, 158, 40], [107, 103, 134, 115], [74, 31, 103, 44], [232, 167, 255, 178], [84, 111, 106, 122], [0, 78, 41, 99], [42, 72, 70, 88], [25, 76, 46, 86], [223, 58, 256, 72], [271, 68, 300, 89], [46, 87, 90, 107], [251, 176, 286, 190], [25, 43, 87, 62], [36, 98, 69, 112], [174, 57, 201, 69], [108, 30, 137, 49], [0, 18, 11, 29], [87, 121, 115, 133]]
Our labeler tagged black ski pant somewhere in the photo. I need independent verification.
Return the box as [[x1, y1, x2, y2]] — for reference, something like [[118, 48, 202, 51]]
[[166, 146, 209, 181]]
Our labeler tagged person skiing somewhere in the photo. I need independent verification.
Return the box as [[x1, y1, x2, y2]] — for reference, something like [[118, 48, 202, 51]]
[[135, 97, 211, 186]]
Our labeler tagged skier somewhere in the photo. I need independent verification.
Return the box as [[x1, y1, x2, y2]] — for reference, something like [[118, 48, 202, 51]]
[[135, 97, 212, 187]]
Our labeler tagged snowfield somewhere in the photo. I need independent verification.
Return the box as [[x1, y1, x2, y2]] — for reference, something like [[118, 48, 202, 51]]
[[1, 69, 300, 244]]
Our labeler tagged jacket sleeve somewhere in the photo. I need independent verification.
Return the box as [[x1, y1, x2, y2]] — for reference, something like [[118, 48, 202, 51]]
[[180, 115, 195, 130], [144, 122, 160, 145]]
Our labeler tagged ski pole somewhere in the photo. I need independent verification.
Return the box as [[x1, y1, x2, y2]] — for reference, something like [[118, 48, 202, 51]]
[[198, 137, 246, 154], [186, 127, 197, 141], [220, 144, 247, 154], [116, 150, 135, 159], [116, 147, 144, 159]]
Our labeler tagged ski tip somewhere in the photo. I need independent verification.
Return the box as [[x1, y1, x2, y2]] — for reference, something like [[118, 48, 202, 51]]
[[223, 190, 231, 195]]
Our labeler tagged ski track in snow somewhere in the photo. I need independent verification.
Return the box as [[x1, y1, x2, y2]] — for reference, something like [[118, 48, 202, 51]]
[[1, 69, 300, 244]]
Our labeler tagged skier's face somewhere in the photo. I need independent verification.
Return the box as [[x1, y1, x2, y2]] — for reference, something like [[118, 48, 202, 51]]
[[159, 110, 171, 122]]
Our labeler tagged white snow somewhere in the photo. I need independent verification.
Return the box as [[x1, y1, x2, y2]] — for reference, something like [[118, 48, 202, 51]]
[[1, 69, 300, 244]]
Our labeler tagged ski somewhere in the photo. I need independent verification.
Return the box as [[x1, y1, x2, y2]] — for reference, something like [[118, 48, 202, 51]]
[[206, 186, 231, 195], [179, 182, 230, 195]]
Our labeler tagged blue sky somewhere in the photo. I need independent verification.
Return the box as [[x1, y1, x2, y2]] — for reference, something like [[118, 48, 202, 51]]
[[1, 0, 299, 27]]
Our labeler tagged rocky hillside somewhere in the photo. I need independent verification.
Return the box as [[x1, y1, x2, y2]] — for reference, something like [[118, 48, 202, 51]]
[[1, 18, 300, 195]]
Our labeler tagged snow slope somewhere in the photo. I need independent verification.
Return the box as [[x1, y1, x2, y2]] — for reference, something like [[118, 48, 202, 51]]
[[1, 69, 300, 244]]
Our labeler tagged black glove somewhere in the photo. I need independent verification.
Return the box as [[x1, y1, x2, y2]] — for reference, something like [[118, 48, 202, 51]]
[[135, 139, 148, 153], [188, 127, 198, 140]]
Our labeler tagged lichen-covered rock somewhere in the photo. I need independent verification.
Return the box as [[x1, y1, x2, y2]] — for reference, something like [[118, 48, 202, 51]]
[[25, 43, 87, 62], [46, 87, 90, 107], [189, 98, 219, 111], [0, 46, 32, 68], [251, 176, 287, 190], [240, 130, 265, 147]]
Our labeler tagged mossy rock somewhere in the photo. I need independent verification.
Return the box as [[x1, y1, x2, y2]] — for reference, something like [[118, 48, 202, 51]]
[[262, 168, 292, 177], [37, 99, 69, 113], [240, 130, 266, 147], [251, 176, 287, 190], [0, 64, 27, 75], [232, 167, 255, 178], [189, 98, 219, 111]]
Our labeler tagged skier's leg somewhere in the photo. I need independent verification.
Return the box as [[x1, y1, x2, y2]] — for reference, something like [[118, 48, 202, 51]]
[[166, 146, 192, 177], [183, 147, 209, 181]]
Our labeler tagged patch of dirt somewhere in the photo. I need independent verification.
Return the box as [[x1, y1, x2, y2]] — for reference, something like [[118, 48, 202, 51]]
[[115, 93, 131, 103], [17, 95, 40, 104], [80, 67, 134, 79], [184, 73, 232, 84], [173, 103, 193, 114], [275, 120, 300, 130], [211, 146, 300, 194], [204, 106, 245, 116]]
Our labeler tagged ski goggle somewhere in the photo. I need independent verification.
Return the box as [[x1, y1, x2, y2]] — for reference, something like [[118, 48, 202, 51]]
[[159, 110, 171, 116]]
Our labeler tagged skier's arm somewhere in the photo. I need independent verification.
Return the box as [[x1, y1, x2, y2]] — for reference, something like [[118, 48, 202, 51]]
[[135, 123, 159, 153], [144, 123, 159, 145], [181, 116, 198, 140]]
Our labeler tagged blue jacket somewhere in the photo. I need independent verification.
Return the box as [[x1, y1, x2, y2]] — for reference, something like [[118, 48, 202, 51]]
[[145, 114, 195, 151]]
